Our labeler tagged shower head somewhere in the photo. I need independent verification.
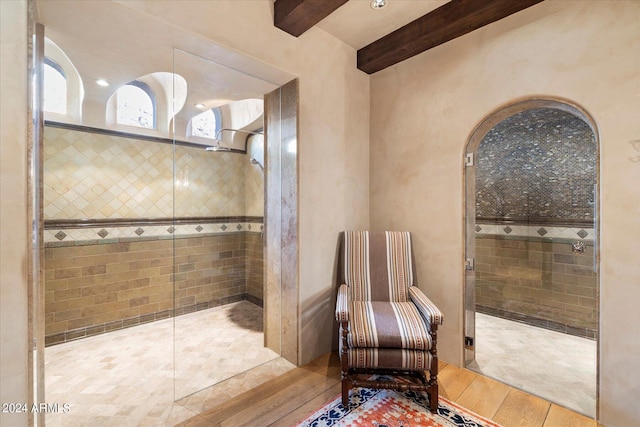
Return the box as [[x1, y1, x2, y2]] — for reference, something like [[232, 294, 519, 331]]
[[204, 128, 263, 153], [250, 157, 264, 171], [205, 143, 231, 152]]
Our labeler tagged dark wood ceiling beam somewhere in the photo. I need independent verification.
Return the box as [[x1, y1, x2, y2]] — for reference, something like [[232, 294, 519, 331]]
[[357, 0, 544, 74], [275, 0, 349, 37]]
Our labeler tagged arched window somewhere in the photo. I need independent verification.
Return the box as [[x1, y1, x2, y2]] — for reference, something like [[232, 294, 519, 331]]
[[43, 58, 67, 114], [116, 81, 156, 129], [188, 108, 221, 139]]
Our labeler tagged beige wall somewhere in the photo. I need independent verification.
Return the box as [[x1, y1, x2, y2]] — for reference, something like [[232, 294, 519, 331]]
[[0, 1, 30, 425], [370, 1, 639, 425]]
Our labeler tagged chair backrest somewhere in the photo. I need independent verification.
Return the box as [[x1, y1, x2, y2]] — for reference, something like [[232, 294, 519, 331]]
[[340, 231, 415, 302]]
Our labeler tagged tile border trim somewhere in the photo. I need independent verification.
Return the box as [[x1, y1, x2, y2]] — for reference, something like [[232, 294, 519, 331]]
[[44, 216, 264, 245], [475, 223, 595, 242]]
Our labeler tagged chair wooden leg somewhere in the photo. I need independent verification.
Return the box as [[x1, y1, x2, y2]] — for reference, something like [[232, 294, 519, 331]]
[[341, 379, 350, 407], [339, 322, 350, 408], [428, 323, 439, 413], [428, 382, 438, 413]]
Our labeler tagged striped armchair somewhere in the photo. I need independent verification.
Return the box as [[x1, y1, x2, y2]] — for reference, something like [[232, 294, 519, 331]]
[[335, 231, 443, 412]]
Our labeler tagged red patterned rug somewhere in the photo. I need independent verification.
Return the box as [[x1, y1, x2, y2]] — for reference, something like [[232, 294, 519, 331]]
[[297, 387, 502, 427]]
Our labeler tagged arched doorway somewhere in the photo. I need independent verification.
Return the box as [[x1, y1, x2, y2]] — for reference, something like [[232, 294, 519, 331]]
[[464, 98, 599, 417]]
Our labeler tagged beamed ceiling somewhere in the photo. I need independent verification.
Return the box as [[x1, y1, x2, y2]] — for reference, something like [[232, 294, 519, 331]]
[[274, 0, 545, 74]]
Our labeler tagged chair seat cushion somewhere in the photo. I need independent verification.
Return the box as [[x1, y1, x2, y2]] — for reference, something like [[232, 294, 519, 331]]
[[343, 347, 432, 371], [347, 301, 432, 350]]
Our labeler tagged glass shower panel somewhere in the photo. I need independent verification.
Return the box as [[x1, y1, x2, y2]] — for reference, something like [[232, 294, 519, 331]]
[[172, 49, 278, 400]]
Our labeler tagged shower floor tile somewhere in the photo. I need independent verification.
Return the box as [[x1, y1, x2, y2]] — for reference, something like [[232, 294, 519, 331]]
[[44, 301, 293, 427], [469, 313, 597, 418]]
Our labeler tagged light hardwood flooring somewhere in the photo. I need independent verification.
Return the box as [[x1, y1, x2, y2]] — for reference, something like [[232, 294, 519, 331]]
[[177, 352, 601, 427]]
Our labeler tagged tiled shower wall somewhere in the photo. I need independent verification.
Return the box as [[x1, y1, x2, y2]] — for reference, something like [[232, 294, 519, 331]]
[[245, 135, 265, 217], [245, 232, 264, 303], [475, 235, 597, 338], [43, 124, 265, 345], [44, 125, 248, 219]]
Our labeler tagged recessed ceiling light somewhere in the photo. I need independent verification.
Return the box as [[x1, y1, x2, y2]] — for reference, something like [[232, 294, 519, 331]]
[[194, 103, 206, 109], [371, 0, 387, 10], [95, 79, 109, 87]]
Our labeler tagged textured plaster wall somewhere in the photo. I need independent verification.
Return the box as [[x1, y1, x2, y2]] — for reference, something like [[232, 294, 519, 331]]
[[0, 1, 30, 425], [369, 1, 639, 425]]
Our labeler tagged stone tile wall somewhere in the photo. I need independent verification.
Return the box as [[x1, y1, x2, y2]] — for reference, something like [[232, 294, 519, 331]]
[[44, 125, 248, 220], [45, 232, 262, 345], [173, 233, 246, 311], [245, 232, 264, 303], [476, 235, 598, 338]]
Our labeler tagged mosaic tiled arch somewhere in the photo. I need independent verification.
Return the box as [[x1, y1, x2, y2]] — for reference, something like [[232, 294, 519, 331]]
[[465, 98, 599, 226]]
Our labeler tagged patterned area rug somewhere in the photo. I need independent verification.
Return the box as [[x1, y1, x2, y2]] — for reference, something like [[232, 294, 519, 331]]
[[298, 388, 502, 427]]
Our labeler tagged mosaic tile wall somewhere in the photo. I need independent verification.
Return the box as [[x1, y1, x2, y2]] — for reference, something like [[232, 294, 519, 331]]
[[475, 235, 598, 339], [476, 108, 596, 223]]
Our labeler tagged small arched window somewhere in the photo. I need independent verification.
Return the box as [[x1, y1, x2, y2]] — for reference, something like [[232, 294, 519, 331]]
[[189, 108, 221, 139], [43, 58, 67, 114], [116, 81, 156, 129]]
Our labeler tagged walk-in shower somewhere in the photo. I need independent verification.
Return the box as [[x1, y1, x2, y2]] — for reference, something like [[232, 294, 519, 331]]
[[31, 0, 302, 424], [38, 5, 299, 419], [464, 99, 599, 417]]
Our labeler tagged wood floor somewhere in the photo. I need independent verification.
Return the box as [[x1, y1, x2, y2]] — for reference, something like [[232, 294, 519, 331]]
[[177, 352, 599, 427]]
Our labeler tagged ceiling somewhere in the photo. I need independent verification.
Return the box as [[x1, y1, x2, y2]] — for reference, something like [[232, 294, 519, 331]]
[[275, 0, 544, 74], [37, 0, 453, 79], [36, 0, 543, 123], [36, 0, 450, 126], [36, 0, 289, 130], [316, 0, 449, 50]]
